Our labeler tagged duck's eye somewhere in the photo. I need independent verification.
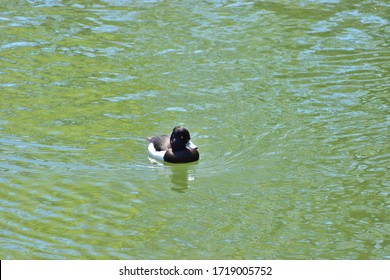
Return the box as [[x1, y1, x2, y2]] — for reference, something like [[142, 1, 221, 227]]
[[180, 136, 184, 139]]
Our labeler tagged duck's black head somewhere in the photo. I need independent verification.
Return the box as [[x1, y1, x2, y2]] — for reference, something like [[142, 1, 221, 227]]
[[170, 126, 197, 151]]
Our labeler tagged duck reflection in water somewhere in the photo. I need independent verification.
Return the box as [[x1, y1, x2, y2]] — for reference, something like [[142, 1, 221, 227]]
[[169, 163, 197, 192], [148, 158, 198, 192]]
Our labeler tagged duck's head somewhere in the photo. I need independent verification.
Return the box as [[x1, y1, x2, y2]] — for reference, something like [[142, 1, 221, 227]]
[[170, 126, 198, 151]]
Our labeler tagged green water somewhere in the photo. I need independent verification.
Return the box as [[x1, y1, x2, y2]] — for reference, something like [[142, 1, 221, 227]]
[[1, 0, 389, 259]]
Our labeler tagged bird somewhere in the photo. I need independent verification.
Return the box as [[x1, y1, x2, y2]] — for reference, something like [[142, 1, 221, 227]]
[[147, 126, 199, 163]]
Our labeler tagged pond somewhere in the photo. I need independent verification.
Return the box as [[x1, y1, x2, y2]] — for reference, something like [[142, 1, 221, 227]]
[[0, 0, 389, 259]]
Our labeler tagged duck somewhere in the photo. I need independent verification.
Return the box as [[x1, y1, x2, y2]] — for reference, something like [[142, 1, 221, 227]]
[[147, 126, 199, 163]]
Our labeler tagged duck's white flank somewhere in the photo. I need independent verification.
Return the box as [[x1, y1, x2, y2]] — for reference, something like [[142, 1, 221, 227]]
[[147, 143, 166, 161]]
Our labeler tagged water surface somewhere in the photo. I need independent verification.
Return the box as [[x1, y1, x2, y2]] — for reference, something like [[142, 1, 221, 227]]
[[0, 0, 389, 259]]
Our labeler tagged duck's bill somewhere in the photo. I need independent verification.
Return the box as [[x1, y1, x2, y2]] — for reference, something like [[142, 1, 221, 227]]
[[186, 140, 198, 149]]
